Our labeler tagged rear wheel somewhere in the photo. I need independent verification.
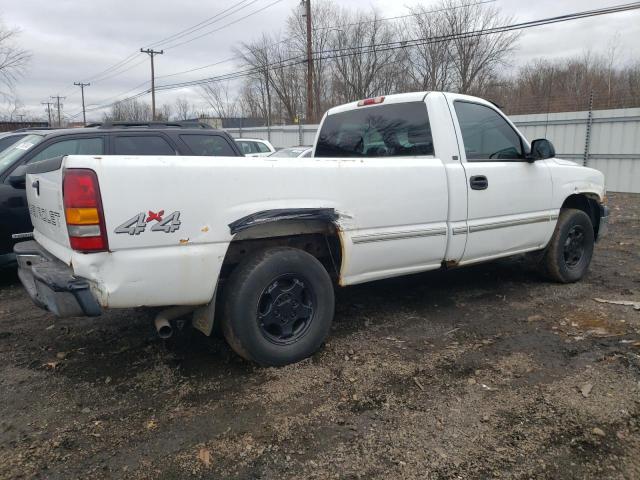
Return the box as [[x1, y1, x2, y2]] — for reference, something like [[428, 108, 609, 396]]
[[221, 247, 334, 366], [543, 208, 594, 283]]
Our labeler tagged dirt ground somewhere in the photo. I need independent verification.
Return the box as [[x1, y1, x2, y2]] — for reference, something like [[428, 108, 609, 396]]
[[1, 193, 639, 480]]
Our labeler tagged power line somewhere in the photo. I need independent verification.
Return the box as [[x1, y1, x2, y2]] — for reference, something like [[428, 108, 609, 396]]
[[155, 56, 237, 80], [311, 2, 640, 57], [147, 0, 259, 49], [76, 0, 259, 85], [89, 57, 149, 85], [83, 52, 143, 84], [69, 1, 640, 118], [156, 2, 640, 90], [65, 0, 286, 102], [161, 0, 286, 51], [68, 0, 477, 97], [67, 0, 256, 88]]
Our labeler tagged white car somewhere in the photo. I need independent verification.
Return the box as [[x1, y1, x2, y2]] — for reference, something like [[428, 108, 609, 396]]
[[269, 146, 312, 158], [14, 91, 608, 366], [235, 138, 276, 157]]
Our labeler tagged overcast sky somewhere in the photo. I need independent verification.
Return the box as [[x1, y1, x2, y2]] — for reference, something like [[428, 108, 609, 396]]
[[2, 0, 639, 122]]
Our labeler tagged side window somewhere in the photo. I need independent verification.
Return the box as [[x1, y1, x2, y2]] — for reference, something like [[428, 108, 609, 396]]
[[113, 135, 176, 155], [180, 135, 235, 156], [316, 102, 434, 158], [256, 142, 271, 153], [454, 102, 523, 161], [28, 137, 104, 163], [238, 142, 254, 154]]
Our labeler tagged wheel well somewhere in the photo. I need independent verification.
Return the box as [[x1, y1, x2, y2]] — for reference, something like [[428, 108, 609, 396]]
[[561, 194, 601, 239], [219, 220, 343, 285]]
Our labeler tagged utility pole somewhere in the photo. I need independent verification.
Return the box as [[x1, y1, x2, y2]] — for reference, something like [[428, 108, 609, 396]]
[[74, 82, 90, 126], [41, 101, 54, 126], [302, 0, 314, 123], [16, 114, 25, 122], [51, 95, 65, 127], [140, 48, 164, 120]]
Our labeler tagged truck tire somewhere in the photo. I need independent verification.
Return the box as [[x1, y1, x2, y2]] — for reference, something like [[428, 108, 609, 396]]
[[221, 247, 334, 366], [542, 208, 594, 283]]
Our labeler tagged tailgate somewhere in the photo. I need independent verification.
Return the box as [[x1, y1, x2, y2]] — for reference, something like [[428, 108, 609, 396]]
[[25, 157, 70, 249]]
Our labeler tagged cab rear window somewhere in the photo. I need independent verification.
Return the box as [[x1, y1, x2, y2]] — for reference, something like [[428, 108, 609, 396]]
[[315, 102, 434, 158]]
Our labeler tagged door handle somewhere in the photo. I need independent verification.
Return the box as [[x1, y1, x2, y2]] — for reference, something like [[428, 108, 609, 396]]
[[470, 175, 488, 190]]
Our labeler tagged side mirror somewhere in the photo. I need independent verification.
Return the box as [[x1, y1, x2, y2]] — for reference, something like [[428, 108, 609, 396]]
[[8, 165, 28, 189], [528, 138, 556, 162]]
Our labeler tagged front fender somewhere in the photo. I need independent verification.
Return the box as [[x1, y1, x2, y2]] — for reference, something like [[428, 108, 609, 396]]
[[550, 160, 605, 208]]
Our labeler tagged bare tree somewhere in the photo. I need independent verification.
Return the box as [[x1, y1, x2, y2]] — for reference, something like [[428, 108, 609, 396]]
[[401, 4, 454, 91], [174, 97, 193, 120], [443, 0, 519, 94], [0, 19, 30, 99], [157, 103, 172, 121], [238, 32, 305, 123], [329, 8, 398, 103], [104, 98, 152, 122], [225, 0, 639, 121], [201, 80, 240, 119]]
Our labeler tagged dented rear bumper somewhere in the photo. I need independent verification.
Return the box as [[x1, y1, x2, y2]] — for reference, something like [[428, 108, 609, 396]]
[[14, 240, 101, 317]]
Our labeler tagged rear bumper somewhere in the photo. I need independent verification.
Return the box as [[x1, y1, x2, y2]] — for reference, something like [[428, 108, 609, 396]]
[[14, 240, 101, 317], [598, 204, 609, 240]]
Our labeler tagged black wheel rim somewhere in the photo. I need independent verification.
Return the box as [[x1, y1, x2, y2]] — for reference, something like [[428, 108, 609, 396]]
[[563, 225, 585, 268], [256, 274, 316, 346]]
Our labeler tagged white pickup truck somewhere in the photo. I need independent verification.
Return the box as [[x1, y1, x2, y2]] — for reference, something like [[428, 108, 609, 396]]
[[13, 91, 608, 366]]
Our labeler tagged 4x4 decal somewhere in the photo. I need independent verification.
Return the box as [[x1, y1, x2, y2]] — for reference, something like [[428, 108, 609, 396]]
[[115, 210, 181, 235]]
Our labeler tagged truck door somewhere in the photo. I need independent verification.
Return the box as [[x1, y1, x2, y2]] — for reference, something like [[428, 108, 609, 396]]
[[448, 97, 554, 263]]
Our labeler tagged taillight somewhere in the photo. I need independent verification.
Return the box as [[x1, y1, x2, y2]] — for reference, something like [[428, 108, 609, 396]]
[[357, 96, 385, 107], [63, 169, 108, 252]]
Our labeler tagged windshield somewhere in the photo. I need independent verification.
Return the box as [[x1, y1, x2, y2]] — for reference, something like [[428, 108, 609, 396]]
[[0, 134, 44, 174], [269, 148, 310, 158], [0, 134, 28, 153]]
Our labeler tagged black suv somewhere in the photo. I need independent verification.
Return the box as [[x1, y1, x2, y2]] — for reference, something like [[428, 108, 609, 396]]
[[0, 122, 242, 267]]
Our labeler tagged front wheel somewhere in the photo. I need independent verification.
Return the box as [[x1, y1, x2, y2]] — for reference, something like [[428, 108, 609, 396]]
[[542, 208, 595, 283], [221, 247, 334, 366]]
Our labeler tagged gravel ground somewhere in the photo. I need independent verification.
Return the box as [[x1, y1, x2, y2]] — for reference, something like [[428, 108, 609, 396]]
[[0, 193, 639, 480]]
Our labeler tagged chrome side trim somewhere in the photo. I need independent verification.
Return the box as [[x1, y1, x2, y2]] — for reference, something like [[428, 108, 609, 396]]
[[468, 215, 552, 233], [12, 232, 34, 240], [352, 227, 447, 244], [452, 226, 468, 235]]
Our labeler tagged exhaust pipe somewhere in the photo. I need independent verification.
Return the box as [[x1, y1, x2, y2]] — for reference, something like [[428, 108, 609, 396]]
[[154, 306, 196, 339]]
